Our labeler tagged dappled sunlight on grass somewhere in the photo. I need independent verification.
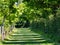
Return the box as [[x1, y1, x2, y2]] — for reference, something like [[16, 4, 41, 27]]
[[5, 35, 11, 40], [12, 28, 18, 33], [39, 43, 54, 45], [2, 28, 59, 45], [0, 41, 3, 45]]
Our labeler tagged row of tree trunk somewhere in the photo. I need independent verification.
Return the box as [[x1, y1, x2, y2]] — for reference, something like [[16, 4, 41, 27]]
[[0, 24, 14, 40]]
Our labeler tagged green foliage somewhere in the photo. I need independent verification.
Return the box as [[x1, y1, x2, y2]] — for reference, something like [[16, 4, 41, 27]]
[[0, 0, 19, 32], [0, 0, 60, 42], [21, 0, 60, 42]]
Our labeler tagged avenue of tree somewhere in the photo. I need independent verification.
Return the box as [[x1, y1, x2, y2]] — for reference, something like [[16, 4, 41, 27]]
[[0, 0, 60, 41]]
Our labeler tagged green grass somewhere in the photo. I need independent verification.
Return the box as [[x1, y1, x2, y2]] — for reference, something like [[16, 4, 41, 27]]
[[0, 28, 58, 45]]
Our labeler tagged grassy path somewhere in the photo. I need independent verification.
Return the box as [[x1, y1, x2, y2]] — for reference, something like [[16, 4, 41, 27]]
[[2, 28, 54, 45]]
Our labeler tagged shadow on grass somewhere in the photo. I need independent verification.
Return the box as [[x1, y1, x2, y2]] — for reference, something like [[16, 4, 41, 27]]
[[30, 28, 60, 45], [2, 40, 52, 44], [30, 28, 54, 41], [4, 38, 45, 41], [3, 29, 53, 44], [2, 28, 59, 45]]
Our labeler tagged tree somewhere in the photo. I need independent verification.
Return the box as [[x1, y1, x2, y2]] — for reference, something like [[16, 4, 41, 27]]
[[16, 0, 60, 41], [0, 0, 19, 40]]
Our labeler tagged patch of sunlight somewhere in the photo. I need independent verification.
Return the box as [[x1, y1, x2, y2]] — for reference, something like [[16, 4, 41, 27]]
[[27, 30, 31, 32], [41, 43, 54, 45], [12, 28, 18, 33], [0, 35, 2, 45], [0, 43, 2, 45], [0, 41, 3, 45], [0, 35, 1, 39], [49, 14, 54, 20], [5, 35, 11, 40], [26, 43, 54, 45]]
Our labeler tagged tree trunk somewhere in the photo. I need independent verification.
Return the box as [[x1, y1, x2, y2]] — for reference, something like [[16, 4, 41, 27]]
[[1, 16, 5, 40], [18, 0, 23, 4], [1, 26, 5, 40], [9, 24, 15, 33]]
